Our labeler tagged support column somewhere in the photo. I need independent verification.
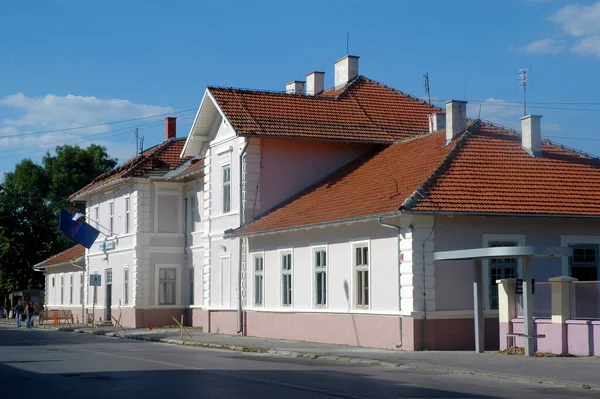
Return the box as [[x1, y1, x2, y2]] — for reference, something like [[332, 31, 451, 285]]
[[550, 276, 577, 355], [473, 259, 484, 353], [522, 257, 534, 356], [497, 278, 517, 350]]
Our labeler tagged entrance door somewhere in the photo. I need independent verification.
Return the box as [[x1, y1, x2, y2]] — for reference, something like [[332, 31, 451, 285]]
[[105, 269, 112, 322]]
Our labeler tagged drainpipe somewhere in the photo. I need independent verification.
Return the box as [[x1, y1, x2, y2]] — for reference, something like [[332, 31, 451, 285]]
[[377, 218, 409, 348], [237, 139, 250, 334]]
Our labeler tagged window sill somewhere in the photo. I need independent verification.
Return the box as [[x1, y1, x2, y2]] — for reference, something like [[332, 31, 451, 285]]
[[210, 212, 238, 220]]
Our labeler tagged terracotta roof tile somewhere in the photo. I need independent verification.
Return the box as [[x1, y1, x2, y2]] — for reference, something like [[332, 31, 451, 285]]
[[210, 76, 441, 143], [69, 138, 191, 200], [235, 132, 453, 235], [37, 245, 84, 267], [235, 122, 600, 235]]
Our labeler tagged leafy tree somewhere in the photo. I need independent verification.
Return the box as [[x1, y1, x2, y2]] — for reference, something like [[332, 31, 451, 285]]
[[0, 145, 117, 298]]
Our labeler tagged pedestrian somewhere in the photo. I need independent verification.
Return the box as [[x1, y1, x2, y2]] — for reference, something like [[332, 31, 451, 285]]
[[14, 299, 24, 328], [26, 301, 36, 329]]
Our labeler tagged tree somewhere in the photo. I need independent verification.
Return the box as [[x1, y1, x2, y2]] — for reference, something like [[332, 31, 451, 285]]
[[0, 145, 117, 296]]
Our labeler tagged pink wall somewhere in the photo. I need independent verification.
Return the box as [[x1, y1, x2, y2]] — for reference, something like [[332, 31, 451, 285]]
[[567, 320, 600, 356], [259, 138, 377, 215], [411, 317, 498, 351]]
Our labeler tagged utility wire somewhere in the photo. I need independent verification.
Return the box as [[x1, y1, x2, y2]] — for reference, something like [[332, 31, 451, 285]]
[[0, 108, 197, 139]]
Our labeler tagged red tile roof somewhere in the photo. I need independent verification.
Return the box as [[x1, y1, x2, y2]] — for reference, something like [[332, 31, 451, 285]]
[[36, 245, 84, 268], [233, 121, 600, 236], [69, 138, 192, 200], [209, 76, 441, 143]]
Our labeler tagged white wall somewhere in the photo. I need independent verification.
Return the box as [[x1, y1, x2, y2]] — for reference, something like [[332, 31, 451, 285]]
[[45, 268, 84, 307]]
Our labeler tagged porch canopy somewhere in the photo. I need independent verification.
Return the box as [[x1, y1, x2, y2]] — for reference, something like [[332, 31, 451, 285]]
[[434, 246, 573, 356]]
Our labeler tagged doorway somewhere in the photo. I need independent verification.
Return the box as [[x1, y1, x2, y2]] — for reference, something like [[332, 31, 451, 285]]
[[105, 269, 112, 322]]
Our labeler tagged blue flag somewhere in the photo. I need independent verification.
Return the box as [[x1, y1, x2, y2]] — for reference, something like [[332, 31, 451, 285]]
[[59, 209, 101, 249]]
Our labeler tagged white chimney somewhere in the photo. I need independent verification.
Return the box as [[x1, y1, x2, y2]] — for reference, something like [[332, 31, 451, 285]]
[[306, 71, 325, 96], [286, 81, 305, 95], [428, 113, 446, 133], [521, 115, 542, 156], [334, 55, 359, 88], [445, 100, 467, 143]]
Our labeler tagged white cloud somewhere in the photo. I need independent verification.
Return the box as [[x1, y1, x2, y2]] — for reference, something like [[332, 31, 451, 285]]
[[520, 38, 566, 54], [572, 34, 600, 56], [551, 1, 600, 37], [0, 93, 174, 152]]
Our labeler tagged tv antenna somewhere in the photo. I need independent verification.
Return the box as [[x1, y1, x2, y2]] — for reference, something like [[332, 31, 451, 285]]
[[518, 68, 528, 116], [135, 127, 139, 156], [139, 136, 145, 154], [424, 72, 432, 131]]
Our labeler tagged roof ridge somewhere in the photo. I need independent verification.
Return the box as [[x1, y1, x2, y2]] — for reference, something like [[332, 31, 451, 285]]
[[400, 121, 480, 211]]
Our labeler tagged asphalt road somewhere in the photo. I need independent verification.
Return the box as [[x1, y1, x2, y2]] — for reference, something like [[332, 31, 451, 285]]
[[0, 326, 595, 399]]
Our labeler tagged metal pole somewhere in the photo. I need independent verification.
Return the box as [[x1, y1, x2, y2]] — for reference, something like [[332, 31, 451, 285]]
[[92, 284, 96, 329], [473, 259, 484, 353], [522, 257, 534, 356]]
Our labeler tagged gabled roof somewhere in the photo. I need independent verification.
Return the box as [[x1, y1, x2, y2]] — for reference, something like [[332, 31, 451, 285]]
[[69, 138, 196, 201], [231, 122, 600, 237], [34, 245, 84, 270], [207, 76, 441, 143]]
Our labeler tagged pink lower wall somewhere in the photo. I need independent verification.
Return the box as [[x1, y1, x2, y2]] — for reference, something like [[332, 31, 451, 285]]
[[506, 318, 600, 356], [412, 317, 499, 351], [41, 306, 85, 325]]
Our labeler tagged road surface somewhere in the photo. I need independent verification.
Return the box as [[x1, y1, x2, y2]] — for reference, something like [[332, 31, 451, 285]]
[[0, 326, 595, 398]]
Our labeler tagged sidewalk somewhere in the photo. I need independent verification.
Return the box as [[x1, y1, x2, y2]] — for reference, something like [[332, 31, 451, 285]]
[[29, 322, 598, 391]]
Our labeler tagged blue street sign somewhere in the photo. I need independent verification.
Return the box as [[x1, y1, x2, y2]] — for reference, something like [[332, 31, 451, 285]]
[[90, 274, 102, 286]]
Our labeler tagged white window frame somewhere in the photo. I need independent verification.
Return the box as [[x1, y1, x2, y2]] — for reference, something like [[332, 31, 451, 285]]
[[155, 264, 181, 306], [279, 249, 293, 307], [482, 234, 525, 310], [124, 197, 130, 234], [123, 267, 129, 305], [251, 253, 264, 307], [351, 240, 370, 309], [60, 275, 64, 305], [222, 164, 231, 214], [312, 245, 328, 308], [560, 235, 600, 277], [94, 206, 99, 229], [109, 202, 114, 235], [69, 273, 74, 305]]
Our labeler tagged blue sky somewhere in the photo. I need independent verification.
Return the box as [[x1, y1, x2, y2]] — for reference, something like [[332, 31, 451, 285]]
[[2, 0, 600, 178]]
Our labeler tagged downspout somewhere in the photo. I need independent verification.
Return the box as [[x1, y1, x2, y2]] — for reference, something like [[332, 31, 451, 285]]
[[377, 218, 408, 348], [237, 139, 250, 334]]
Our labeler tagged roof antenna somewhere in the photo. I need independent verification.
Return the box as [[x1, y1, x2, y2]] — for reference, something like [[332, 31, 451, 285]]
[[424, 72, 433, 131], [346, 33, 349, 55], [518, 68, 528, 116], [139, 136, 145, 154], [135, 127, 139, 156]]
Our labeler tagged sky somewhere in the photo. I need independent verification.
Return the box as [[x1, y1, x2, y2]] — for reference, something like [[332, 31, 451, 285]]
[[2, 0, 600, 179]]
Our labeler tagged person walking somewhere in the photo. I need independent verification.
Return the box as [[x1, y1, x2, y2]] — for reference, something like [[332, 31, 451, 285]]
[[26, 301, 36, 329], [14, 299, 24, 328]]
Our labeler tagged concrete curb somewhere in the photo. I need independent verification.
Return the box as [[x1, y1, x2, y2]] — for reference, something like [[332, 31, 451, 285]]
[[57, 328, 596, 392]]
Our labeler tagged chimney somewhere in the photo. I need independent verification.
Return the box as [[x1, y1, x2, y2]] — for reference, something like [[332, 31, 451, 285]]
[[521, 115, 542, 156], [165, 117, 176, 139], [445, 100, 467, 143], [334, 55, 359, 88], [286, 81, 305, 95], [428, 113, 446, 133], [306, 71, 325, 96]]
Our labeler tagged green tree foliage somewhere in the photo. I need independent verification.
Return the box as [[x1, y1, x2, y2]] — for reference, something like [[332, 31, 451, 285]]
[[0, 145, 117, 296]]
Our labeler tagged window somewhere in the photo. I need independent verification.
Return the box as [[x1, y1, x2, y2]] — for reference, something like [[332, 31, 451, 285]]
[[69, 274, 73, 305], [124, 197, 130, 234], [281, 252, 292, 306], [189, 266, 195, 306], [569, 244, 599, 281], [488, 241, 518, 310], [94, 206, 99, 229], [355, 245, 369, 308], [159, 268, 176, 305], [253, 255, 264, 306], [52, 277, 55, 287], [123, 268, 129, 305], [222, 165, 231, 213], [314, 248, 327, 306], [190, 194, 195, 232], [106, 269, 113, 284], [60, 276, 64, 305], [109, 202, 114, 235], [80, 273, 84, 305]]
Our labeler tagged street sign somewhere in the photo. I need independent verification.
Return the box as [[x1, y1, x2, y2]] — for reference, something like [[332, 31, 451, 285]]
[[90, 274, 102, 286], [516, 279, 523, 295]]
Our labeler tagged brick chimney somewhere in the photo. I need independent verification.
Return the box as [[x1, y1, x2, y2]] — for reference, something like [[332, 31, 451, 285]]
[[334, 55, 359, 88], [521, 115, 542, 156], [445, 100, 467, 143], [165, 117, 176, 139], [286, 81, 305, 95], [306, 71, 325, 96]]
